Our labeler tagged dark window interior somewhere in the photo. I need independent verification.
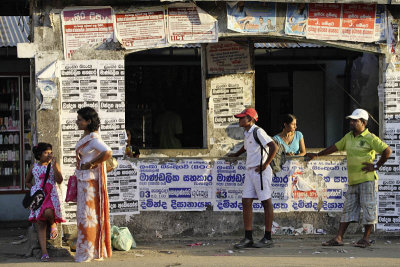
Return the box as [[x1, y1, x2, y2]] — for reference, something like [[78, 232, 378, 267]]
[[125, 48, 203, 149]]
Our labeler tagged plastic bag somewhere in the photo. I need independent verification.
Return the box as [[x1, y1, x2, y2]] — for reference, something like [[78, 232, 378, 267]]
[[111, 225, 136, 251]]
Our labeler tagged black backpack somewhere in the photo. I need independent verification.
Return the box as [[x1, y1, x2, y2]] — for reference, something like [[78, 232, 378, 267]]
[[253, 127, 286, 179]]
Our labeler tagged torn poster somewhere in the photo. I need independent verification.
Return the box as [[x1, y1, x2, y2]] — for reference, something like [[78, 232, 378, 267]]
[[37, 80, 57, 110]]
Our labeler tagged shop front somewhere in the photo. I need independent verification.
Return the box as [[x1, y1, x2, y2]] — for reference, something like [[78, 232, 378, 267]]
[[18, 1, 400, 236], [0, 15, 32, 221]]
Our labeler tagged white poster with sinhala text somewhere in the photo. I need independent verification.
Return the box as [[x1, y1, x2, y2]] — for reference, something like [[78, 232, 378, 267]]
[[167, 4, 218, 44], [114, 7, 167, 50], [59, 60, 139, 222]]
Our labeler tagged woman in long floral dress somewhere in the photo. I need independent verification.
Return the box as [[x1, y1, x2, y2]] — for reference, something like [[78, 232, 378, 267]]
[[25, 143, 65, 261], [74, 107, 112, 262]]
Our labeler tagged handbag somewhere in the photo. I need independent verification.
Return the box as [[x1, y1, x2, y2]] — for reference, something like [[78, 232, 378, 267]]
[[106, 157, 118, 173], [22, 163, 51, 210], [65, 175, 78, 202]]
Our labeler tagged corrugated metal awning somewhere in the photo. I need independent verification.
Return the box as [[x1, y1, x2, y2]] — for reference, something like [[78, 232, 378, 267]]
[[0, 16, 29, 47], [254, 42, 325, 48], [176, 42, 325, 49]]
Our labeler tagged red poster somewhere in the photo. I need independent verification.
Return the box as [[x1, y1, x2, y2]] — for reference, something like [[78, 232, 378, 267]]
[[341, 4, 376, 42], [61, 7, 114, 59], [307, 4, 341, 40]]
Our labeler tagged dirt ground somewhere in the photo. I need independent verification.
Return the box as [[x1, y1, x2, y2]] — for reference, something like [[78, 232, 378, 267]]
[[1, 226, 400, 267]]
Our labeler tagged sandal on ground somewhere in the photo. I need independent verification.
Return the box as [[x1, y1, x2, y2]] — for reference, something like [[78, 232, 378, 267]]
[[354, 239, 370, 248], [322, 238, 344, 246], [40, 254, 50, 262], [50, 226, 58, 240]]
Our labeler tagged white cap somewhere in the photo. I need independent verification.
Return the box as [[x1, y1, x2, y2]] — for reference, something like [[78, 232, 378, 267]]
[[346, 109, 369, 121]]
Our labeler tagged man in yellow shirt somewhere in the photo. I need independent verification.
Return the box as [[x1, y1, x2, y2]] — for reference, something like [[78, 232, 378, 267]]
[[306, 109, 392, 248]]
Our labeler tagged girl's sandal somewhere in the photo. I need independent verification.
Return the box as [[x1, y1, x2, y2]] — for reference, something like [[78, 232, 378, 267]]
[[50, 226, 58, 240], [41, 254, 50, 262]]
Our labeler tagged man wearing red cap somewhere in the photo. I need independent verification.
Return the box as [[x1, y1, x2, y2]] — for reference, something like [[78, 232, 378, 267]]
[[306, 109, 392, 248], [230, 108, 278, 248]]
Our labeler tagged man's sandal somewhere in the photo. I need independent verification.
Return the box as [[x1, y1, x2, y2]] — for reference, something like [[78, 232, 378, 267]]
[[40, 254, 50, 262], [322, 238, 344, 246], [354, 239, 370, 248], [50, 226, 58, 240]]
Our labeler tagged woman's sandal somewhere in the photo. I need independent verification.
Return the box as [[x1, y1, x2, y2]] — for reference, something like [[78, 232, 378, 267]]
[[50, 226, 58, 240], [40, 254, 50, 262]]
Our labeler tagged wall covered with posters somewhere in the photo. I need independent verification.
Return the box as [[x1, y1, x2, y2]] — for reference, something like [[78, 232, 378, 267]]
[[24, 1, 400, 235]]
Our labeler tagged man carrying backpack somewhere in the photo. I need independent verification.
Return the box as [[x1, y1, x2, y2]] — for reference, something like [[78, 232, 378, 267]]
[[229, 108, 278, 248]]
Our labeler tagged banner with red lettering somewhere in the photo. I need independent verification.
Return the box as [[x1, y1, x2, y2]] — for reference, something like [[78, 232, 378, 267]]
[[341, 4, 376, 42], [61, 7, 115, 59], [306, 4, 341, 40], [286, 3, 378, 43]]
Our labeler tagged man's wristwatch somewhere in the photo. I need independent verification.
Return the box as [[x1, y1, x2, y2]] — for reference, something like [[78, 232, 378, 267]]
[[373, 164, 379, 170]]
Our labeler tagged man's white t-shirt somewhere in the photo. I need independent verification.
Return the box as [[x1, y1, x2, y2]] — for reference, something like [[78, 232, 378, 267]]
[[243, 124, 273, 168]]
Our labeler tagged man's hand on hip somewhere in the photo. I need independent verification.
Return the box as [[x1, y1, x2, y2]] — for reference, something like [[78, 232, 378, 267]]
[[362, 162, 375, 172]]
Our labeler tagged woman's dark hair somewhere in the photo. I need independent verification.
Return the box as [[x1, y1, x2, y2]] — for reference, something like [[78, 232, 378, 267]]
[[77, 107, 101, 132], [282, 114, 297, 128], [33, 143, 52, 160]]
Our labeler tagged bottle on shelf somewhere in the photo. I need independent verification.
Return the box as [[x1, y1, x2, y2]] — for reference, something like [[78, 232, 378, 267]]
[[4, 134, 8, 144], [0, 134, 2, 145], [14, 133, 19, 144], [4, 117, 8, 129]]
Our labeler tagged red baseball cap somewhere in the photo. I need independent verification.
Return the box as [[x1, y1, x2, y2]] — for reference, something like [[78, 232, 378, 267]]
[[234, 108, 258, 121]]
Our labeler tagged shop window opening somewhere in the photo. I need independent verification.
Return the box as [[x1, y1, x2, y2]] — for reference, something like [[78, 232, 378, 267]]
[[254, 46, 379, 148], [125, 48, 203, 149]]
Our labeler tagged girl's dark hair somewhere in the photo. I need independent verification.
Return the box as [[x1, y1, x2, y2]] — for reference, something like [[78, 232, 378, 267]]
[[33, 143, 52, 160], [282, 114, 297, 128], [77, 107, 101, 132]]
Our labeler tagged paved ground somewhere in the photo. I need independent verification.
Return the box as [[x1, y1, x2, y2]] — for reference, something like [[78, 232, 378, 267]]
[[1, 226, 400, 266]]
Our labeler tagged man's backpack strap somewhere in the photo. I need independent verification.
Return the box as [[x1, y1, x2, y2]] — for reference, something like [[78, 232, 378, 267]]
[[253, 127, 266, 190]]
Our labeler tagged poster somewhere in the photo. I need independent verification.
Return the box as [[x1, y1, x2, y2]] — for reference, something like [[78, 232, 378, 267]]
[[37, 80, 57, 110], [138, 158, 348, 213], [383, 72, 400, 115], [387, 14, 399, 56], [139, 160, 213, 211], [377, 68, 400, 231], [227, 2, 276, 33], [114, 7, 167, 49], [285, 3, 308, 36], [341, 4, 376, 42], [61, 7, 114, 59], [59, 60, 139, 222], [375, 5, 386, 42], [206, 41, 251, 74], [213, 160, 247, 211], [285, 4, 377, 42], [377, 174, 400, 231], [307, 4, 342, 40], [209, 76, 252, 128], [167, 4, 218, 44]]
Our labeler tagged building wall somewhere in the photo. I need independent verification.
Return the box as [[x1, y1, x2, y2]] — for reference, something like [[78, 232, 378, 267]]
[[22, 1, 389, 236]]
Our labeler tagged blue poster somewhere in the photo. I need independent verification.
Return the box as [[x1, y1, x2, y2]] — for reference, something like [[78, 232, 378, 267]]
[[227, 2, 276, 33], [285, 3, 308, 36]]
